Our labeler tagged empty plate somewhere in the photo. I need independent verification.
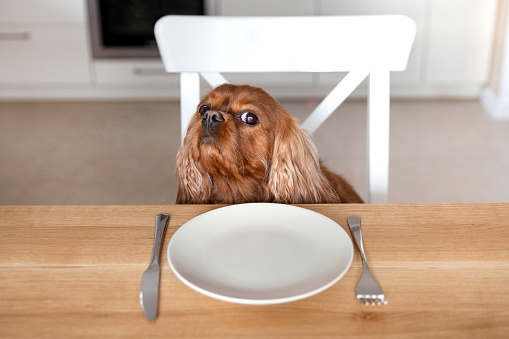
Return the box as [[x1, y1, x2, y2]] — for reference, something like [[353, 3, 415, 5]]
[[168, 203, 353, 304]]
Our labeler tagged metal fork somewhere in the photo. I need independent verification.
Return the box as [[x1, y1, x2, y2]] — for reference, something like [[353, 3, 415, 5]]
[[347, 217, 387, 306]]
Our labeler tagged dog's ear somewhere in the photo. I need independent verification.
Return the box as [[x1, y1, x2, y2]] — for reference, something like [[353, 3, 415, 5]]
[[267, 116, 340, 203], [175, 125, 212, 204]]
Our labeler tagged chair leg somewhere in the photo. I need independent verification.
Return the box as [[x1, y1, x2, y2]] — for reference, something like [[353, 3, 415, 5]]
[[368, 70, 390, 203], [180, 72, 201, 142]]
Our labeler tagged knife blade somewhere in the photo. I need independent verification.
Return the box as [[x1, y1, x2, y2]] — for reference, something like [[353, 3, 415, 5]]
[[140, 214, 169, 321]]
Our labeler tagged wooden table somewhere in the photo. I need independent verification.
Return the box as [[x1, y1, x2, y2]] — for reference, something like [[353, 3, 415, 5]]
[[1, 204, 508, 338]]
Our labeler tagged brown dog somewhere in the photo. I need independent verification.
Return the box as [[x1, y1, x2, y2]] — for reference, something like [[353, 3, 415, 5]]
[[176, 84, 364, 204]]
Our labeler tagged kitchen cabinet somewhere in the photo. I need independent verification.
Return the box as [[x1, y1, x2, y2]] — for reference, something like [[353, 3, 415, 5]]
[[0, 0, 498, 99], [0, 0, 90, 86], [426, 0, 497, 85], [0, 28, 90, 86], [0, 0, 84, 23], [221, 0, 496, 97], [93, 59, 177, 87], [318, 0, 426, 89]]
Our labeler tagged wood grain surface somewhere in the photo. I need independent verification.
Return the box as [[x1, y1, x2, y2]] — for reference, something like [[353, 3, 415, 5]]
[[1, 204, 508, 338]]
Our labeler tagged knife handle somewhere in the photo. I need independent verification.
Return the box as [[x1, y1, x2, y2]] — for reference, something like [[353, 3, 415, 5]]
[[149, 214, 169, 266]]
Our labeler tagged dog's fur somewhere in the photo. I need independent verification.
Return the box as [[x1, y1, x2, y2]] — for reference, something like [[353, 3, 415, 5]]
[[176, 84, 364, 204]]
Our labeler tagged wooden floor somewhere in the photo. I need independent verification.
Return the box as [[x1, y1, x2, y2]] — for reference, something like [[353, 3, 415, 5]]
[[1, 99, 508, 204]]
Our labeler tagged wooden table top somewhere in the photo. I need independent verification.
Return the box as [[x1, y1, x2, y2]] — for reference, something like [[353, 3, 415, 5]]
[[1, 203, 508, 338]]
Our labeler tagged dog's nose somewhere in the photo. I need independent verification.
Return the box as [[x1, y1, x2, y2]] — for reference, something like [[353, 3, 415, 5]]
[[202, 110, 225, 127]]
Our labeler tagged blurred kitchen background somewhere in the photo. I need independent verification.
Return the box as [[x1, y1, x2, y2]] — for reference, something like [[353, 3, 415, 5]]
[[1, 0, 508, 204]]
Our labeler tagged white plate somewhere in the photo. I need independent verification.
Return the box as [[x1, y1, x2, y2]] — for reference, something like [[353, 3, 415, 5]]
[[168, 203, 353, 304]]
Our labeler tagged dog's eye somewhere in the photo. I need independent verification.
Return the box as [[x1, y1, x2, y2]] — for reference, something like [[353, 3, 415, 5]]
[[240, 112, 258, 125], [199, 105, 210, 115]]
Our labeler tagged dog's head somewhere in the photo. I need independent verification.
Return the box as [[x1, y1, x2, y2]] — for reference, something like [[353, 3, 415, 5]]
[[176, 84, 339, 204]]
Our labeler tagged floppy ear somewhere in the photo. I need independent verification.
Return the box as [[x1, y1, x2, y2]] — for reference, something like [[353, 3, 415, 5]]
[[267, 116, 340, 203], [175, 120, 212, 204]]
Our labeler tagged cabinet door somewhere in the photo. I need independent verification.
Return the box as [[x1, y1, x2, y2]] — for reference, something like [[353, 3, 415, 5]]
[[426, 0, 496, 84], [0, 0, 85, 23], [319, 0, 426, 87], [94, 60, 178, 87], [0, 28, 90, 85]]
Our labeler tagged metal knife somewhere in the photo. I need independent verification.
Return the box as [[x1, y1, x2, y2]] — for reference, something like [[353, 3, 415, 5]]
[[140, 214, 169, 321]]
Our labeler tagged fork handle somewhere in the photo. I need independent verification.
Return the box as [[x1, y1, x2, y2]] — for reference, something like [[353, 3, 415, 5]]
[[148, 214, 169, 266], [347, 217, 367, 262]]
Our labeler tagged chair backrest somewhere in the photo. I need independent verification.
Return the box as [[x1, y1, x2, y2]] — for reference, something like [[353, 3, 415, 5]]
[[154, 15, 416, 203], [155, 15, 415, 136], [155, 15, 415, 73]]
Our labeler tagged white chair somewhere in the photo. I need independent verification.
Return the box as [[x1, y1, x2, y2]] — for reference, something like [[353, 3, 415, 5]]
[[155, 15, 416, 203]]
